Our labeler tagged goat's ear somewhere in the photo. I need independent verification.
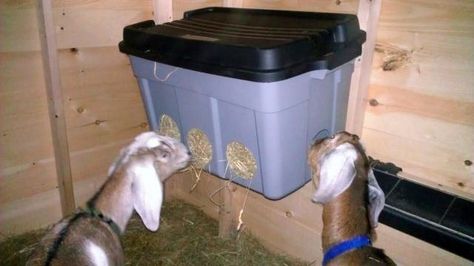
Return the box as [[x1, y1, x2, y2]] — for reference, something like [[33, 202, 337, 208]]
[[312, 144, 357, 203], [132, 167, 163, 231], [368, 169, 385, 228], [151, 141, 173, 163]]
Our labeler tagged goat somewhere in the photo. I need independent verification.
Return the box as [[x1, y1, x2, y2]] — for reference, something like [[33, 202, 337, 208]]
[[308, 131, 396, 265], [27, 132, 191, 266]]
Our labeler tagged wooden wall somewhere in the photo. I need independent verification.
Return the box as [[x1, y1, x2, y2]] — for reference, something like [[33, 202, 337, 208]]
[[363, 0, 474, 199], [0, 0, 472, 265], [0, 0, 152, 235]]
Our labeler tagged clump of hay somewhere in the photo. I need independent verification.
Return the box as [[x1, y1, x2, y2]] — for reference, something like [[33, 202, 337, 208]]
[[375, 42, 415, 71], [159, 114, 181, 140], [0, 230, 45, 265], [226, 142, 257, 180], [187, 128, 212, 169], [186, 128, 213, 191], [0, 200, 305, 266]]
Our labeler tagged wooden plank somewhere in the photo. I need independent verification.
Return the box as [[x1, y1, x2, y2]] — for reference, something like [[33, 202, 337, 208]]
[[218, 182, 237, 238], [69, 139, 132, 184], [0, 8, 41, 52], [0, 0, 151, 10], [0, 189, 62, 237], [57, 47, 148, 151], [172, 0, 222, 19], [153, 0, 173, 23], [72, 175, 109, 209], [0, 159, 56, 205], [371, 32, 474, 101], [54, 8, 153, 49], [223, 0, 243, 8], [378, 0, 474, 33], [363, 0, 474, 196], [36, 0, 76, 215], [345, 0, 382, 135], [170, 171, 221, 220], [362, 126, 474, 198], [242, 0, 358, 13]]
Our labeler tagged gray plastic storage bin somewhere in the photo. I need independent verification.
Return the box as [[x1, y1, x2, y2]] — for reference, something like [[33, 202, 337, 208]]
[[120, 7, 365, 199]]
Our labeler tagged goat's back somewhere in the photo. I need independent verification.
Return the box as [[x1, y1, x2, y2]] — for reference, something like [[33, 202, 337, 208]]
[[27, 214, 123, 266]]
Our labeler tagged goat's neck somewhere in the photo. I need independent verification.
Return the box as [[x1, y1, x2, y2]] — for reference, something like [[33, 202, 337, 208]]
[[321, 174, 371, 251], [92, 161, 149, 233]]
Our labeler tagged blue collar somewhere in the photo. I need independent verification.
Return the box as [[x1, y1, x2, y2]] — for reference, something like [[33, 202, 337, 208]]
[[322, 235, 372, 265]]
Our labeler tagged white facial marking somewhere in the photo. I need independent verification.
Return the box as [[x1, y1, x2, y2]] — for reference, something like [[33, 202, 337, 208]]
[[108, 132, 165, 176], [312, 143, 358, 203], [146, 138, 161, 148], [87, 241, 109, 266]]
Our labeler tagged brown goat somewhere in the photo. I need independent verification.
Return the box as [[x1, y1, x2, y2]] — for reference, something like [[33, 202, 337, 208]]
[[308, 131, 396, 265], [27, 132, 190, 266]]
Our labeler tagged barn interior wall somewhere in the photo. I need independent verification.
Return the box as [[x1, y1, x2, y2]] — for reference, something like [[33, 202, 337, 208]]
[[0, 0, 472, 265]]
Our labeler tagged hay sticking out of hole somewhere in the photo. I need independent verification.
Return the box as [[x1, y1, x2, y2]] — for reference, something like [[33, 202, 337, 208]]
[[226, 142, 257, 180], [159, 114, 181, 140], [187, 128, 212, 169], [187, 128, 213, 192]]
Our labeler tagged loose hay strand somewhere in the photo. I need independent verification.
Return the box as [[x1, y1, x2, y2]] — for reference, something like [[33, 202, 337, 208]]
[[226, 142, 257, 180], [159, 114, 181, 140]]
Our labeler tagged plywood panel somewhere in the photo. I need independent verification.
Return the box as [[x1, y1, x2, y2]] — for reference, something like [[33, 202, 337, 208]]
[[0, 159, 57, 205], [0, 0, 62, 235], [54, 8, 153, 49], [0, 189, 62, 236], [172, 0, 223, 20], [371, 32, 474, 101], [242, 0, 358, 13], [378, 0, 474, 33], [69, 140, 130, 186], [1, 0, 151, 234], [363, 0, 474, 197], [59, 47, 148, 152], [72, 174, 109, 209], [0, 8, 41, 52]]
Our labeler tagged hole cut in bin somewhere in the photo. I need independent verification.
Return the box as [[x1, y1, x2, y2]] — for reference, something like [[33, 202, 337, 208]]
[[159, 114, 181, 140], [187, 128, 212, 169], [312, 129, 330, 143], [226, 141, 257, 180]]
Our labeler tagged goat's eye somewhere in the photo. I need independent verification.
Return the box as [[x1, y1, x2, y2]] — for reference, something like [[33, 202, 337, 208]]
[[162, 153, 168, 158]]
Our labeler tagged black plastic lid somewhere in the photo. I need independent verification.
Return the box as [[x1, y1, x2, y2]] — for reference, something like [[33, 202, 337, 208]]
[[119, 7, 366, 82]]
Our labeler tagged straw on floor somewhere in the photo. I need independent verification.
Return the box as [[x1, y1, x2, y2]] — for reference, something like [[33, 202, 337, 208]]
[[0, 200, 306, 266]]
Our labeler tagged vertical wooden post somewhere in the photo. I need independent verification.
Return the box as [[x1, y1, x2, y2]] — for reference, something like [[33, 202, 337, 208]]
[[345, 0, 382, 135], [37, 0, 76, 216], [223, 0, 244, 7], [152, 0, 173, 24], [218, 182, 236, 238]]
